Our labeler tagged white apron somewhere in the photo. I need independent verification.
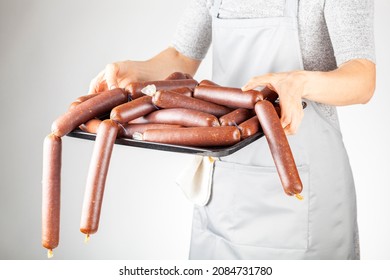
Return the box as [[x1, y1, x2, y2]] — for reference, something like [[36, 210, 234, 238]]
[[188, 0, 359, 259]]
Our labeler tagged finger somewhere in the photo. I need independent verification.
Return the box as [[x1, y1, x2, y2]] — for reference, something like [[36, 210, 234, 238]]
[[88, 70, 105, 94], [284, 103, 304, 135], [241, 74, 274, 91], [105, 63, 119, 90]]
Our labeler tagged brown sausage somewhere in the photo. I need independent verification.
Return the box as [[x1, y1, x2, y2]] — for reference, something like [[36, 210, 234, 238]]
[[152, 90, 231, 117], [165, 72, 188, 80], [171, 87, 193, 97], [219, 108, 255, 126], [193, 85, 262, 109], [51, 88, 127, 137], [140, 126, 241, 147], [80, 119, 119, 235], [42, 134, 62, 252], [127, 79, 198, 99], [254, 100, 303, 196], [110, 95, 156, 123], [119, 123, 182, 139], [199, 80, 219, 87], [76, 93, 99, 103], [79, 119, 102, 134], [257, 87, 279, 103], [238, 116, 260, 139], [143, 108, 220, 127]]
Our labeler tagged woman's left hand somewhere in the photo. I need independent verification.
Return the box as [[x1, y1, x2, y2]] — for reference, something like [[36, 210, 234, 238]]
[[242, 71, 307, 135]]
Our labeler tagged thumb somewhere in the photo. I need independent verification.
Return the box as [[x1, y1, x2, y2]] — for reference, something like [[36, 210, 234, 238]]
[[105, 63, 119, 90]]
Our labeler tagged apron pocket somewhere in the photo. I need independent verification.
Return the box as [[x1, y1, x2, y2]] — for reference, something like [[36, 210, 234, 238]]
[[204, 160, 309, 250]]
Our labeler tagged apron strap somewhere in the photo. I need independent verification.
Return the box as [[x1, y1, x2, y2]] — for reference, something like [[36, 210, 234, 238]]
[[284, 0, 299, 17], [211, 0, 223, 18]]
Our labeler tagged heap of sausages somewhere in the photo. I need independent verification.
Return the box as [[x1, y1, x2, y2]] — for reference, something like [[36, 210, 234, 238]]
[[42, 72, 303, 257]]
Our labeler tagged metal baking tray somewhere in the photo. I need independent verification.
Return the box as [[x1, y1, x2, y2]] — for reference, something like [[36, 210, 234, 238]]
[[67, 102, 306, 157], [67, 129, 264, 157]]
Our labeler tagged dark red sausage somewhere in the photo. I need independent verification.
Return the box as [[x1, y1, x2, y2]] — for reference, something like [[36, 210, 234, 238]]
[[254, 100, 303, 196], [143, 108, 220, 127], [165, 72, 188, 80], [238, 116, 260, 139], [76, 93, 99, 103], [110, 95, 156, 124], [257, 87, 279, 103], [119, 123, 182, 139], [51, 88, 127, 137], [219, 108, 255, 126], [139, 126, 241, 147], [127, 79, 198, 99], [193, 85, 262, 109], [171, 87, 193, 97], [80, 119, 119, 236], [42, 134, 62, 254], [199, 80, 219, 87], [79, 119, 102, 134], [152, 90, 231, 117]]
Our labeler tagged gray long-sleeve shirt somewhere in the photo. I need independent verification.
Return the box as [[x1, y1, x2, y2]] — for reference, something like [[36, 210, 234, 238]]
[[172, 0, 375, 126]]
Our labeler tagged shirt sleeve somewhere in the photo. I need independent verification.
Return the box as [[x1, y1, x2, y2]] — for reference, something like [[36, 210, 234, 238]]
[[171, 0, 212, 60], [324, 0, 376, 66]]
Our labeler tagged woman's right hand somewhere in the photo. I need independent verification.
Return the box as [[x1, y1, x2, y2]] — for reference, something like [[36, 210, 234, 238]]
[[88, 60, 139, 94]]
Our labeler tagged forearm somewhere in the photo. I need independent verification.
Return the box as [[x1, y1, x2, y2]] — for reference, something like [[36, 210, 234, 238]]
[[132, 47, 201, 81], [301, 59, 376, 105]]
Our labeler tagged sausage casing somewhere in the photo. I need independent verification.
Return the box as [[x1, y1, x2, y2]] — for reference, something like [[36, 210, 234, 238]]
[[238, 116, 260, 139], [127, 79, 198, 99], [51, 88, 127, 137], [42, 134, 62, 250], [193, 85, 261, 109], [152, 90, 231, 117], [80, 119, 119, 235], [198, 80, 219, 87], [79, 119, 102, 134], [171, 87, 193, 97], [110, 95, 156, 124], [254, 100, 303, 195], [219, 108, 255, 126], [141, 126, 241, 147], [165, 72, 188, 80], [143, 108, 220, 127], [119, 123, 182, 139]]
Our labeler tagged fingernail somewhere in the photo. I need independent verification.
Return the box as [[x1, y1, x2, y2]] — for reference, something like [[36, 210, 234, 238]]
[[109, 85, 117, 90]]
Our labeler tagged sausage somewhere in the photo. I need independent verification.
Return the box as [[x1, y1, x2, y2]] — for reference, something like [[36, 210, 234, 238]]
[[138, 126, 241, 147], [80, 119, 119, 236], [42, 134, 62, 256], [219, 108, 255, 126], [193, 85, 262, 109], [171, 87, 193, 97], [76, 93, 99, 103], [199, 80, 219, 87], [110, 95, 156, 123], [79, 119, 102, 134], [51, 88, 127, 137], [164, 72, 192, 80], [119, 123, 182, 139], [238, 116, 260, 139], [152, 90, 231, 117], [257, 87, 279, 103], [143, 108, 220, 127], [254, 100, 303, 196], [127, 79, 198, 99]]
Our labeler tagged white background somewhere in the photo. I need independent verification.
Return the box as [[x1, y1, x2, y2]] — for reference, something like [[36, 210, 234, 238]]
[[0, 0, 389, 260]]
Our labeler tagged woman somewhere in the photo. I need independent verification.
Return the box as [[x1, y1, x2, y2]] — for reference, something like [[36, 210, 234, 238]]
[[89, 0, 375, 259]]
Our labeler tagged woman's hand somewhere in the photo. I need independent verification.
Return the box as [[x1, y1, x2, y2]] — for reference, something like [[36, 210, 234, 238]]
[[88, 60, 139, 94], [87, 47, 201, 95], [241, 59, 376, 135], [242, 71, 307, 135]]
